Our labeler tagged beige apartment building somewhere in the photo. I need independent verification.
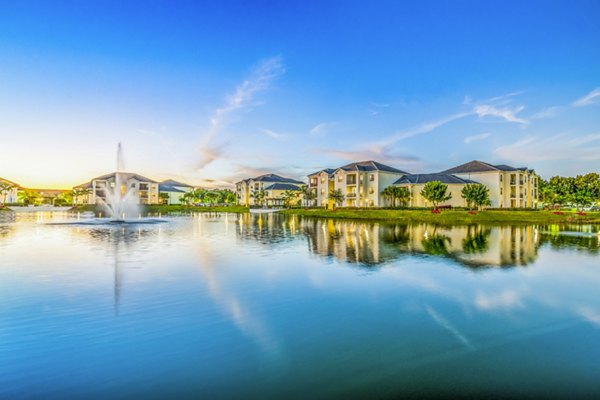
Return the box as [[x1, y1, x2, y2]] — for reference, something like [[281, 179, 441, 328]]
[[441, 160, 539, 208], [74, 172, 160, 205], [235, 174, 304, 206], [308, 161, 408, 208]]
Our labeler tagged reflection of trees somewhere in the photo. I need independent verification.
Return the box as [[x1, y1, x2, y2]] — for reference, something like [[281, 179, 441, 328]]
[[422, 234, 451, 256], [462, 225, 491, 254], [539, 233, 599, 254]]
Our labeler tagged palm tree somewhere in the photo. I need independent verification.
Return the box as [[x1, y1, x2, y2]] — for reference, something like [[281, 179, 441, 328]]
[[18, 190, 40, 206], [281, 190, 299, 208], [382, 186, 411, 207], [0, 182, 15, 205], [250, 189, 267, 207], [329, 189, 345, 209], [300, 185, 317, 208]]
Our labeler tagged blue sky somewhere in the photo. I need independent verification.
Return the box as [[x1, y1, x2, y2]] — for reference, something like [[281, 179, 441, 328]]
[[1, 0, 599, 188]]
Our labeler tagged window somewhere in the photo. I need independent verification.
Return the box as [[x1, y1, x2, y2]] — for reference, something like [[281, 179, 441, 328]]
[[500, 175, 503, 182], [369, 174, 374, 182], [320, 177, 325, 184], [500, 187, 503, 195], [369, 188, 374, 194], [321, 189, 325, 195], [359, 175, 364, 183], [338, 175, 343, 182]]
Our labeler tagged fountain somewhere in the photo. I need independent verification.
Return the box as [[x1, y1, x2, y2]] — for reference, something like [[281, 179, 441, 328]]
[[96, 143, 141, 222]]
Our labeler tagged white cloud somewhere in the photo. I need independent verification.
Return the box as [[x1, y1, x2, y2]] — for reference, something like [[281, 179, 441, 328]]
[[261, 129, 287, 141], [572, 87, 600, 107], [475, 290, 524, 311], [309, 122, 338, 136], [464, 132, 491, 144], [314, 145, 422, 171], [494, 132, 600, 163], [530, 106, 562, 120], [197, 56, 285, 169], [474, 104, 528, 124]]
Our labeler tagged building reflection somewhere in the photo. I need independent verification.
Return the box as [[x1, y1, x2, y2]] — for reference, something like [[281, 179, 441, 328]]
[[234, 214, 584, 268]]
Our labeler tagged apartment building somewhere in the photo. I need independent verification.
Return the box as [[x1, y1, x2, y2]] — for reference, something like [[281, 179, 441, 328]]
[[393, 173, 479, 207], [308, 161, 408, 208], [235, 174, 304, 206], [0, 177, 20, 204], [74, 172, 160, 205], [440, 160, 539, 208]]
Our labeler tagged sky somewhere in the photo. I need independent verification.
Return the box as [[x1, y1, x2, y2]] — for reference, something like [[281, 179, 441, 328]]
[[0, 0, 599, 189]]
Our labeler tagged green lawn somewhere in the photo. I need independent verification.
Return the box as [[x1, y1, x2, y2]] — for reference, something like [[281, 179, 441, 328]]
[[280, 208, 600, 225], [70, 204, 249, 214]]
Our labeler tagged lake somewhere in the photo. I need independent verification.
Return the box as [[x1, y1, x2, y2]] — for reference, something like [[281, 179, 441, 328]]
[[1, 211, 599, 398]]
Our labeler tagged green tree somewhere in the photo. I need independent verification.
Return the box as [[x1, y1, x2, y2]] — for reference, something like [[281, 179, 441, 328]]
[[250, 189, 267, 207], [461, 184, 491, 210], [572, 173, 600, 211], [17, 190, 40, 205], [329, 189, 345, 209], [538, 178, 557, 208], [281, 190, 299, 208], [420, 181, 452, 210], [159, 192, 170, 205], [72, 188, 92, 205], [300, 185, 317, 207], [382, 186, 411, 207], [0, 182, 15, 205]]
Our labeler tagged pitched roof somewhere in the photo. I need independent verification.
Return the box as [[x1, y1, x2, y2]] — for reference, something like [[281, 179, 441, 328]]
[[160, 179, 193, 188], [441, 160, 529, 174], [337, 160, 409, 174], [394, 173, 478, 185], [158, 185, 186, 193], [252, 173, 304, 184], [89, 172, 158, 183], [0, 177, 20, 188], [307, 168, 336, 177], [264, 183, 302, 191]]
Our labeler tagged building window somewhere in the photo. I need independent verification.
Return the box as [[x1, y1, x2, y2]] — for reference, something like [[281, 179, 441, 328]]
[[369, 188, 374, 194], [320, 177, 325, 184], [359, 175, 364, 183], [338, 175, 343, 182], [500, 187, 503, 195], [369, 174, 374, 182], [321, 189, 325, 195], [500, 175, 503, 182]]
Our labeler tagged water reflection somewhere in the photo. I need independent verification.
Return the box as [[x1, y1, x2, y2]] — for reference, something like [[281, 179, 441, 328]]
[[236, 214, 599, 268]]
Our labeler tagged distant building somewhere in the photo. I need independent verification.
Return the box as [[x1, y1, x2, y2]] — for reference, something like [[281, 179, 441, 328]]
[[308, 161, 408, 208], [0, 177, 20, 204], [158, 180, 195, 205], [235, 174, 304, 206], [440, 160, 539, 208], [74, 172, 160, 205], [393, 173, 479, 208]]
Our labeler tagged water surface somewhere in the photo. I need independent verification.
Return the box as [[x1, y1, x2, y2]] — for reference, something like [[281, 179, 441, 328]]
[[1, 211, 599, 398]]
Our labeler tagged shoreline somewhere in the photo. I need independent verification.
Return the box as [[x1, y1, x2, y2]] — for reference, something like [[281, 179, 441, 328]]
[[8, 205, 600, 225]]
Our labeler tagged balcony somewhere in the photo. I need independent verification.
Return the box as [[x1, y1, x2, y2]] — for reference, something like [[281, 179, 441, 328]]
[[346, 175, 357, 185], [346, 192, 357, 198]]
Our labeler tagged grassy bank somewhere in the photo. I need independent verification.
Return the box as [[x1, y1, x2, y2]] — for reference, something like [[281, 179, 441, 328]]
[[70, 204, 249, 214], [280, 208, 600, 225]]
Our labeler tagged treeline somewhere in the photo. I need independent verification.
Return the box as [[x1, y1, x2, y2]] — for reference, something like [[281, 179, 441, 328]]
[[539, 173, 600, 209], [179, 189, 236, 205]]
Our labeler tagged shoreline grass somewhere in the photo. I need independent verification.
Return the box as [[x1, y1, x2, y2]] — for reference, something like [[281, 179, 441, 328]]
[[70, 204, 249, 214], [280, 208, 600, 225]]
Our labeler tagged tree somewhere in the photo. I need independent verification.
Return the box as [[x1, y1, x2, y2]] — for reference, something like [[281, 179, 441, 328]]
[[420, 181, 452, 210], [329, 189, 345, 209], [461, 184, 491, 210], [159, 192, 170, 205], [281, 190, 299, 208], [17, 190, 40, 206], [72, 188, 92, 205], [382, 186, 411, 207], [537, 179, 557, 208], [0, 182, 15, 205], [250, 189, 267, 207], [300, 185, 317, 207], [572, 173, 600, 211]]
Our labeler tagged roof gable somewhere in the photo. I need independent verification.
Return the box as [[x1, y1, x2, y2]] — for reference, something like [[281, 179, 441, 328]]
[[336, 160, 408, 174], [394, 173, 478, 185]]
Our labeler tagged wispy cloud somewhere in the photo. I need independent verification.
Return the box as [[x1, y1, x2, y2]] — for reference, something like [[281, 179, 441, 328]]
[[464, 132, 491, 144], [261, 129, 287, 141], [494, 132, 600, 162], [530, 106, 562, 120], [369, 102, 390, 116], [474, 104, 528, 124], [197, 56, 285, 169], [572, 87, 600, 107], [314, 145, 422, 171], [378, 112, 471, 146], [309, 122, 338, 136]]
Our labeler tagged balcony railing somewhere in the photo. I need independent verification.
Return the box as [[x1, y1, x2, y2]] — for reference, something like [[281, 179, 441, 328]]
[[346, 192, 357, 198]]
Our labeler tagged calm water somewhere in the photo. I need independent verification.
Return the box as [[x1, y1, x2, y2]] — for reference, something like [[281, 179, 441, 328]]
[[1, 211, 599, 399]]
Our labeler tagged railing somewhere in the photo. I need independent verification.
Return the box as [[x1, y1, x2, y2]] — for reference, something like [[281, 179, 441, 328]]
[[346, 192, 357, 198]]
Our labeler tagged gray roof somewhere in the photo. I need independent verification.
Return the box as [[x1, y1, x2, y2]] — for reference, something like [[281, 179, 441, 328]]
[[264, 183, 302, 191], [0, 177, 20, 188], [307, 168, 336, 177], [160, 179, 193, 188], [337, 160, 408, 174], [441, 160, 529, 174], [158, 184, 187, 193], [91, 172, 157, 183], [394, 174, 478, 185], [253, 174, 304, 184]]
